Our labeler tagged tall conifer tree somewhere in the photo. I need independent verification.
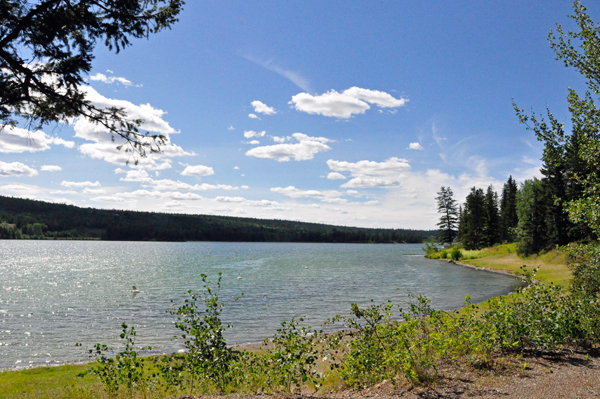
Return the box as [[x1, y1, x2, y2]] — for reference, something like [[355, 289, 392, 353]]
[[435, 187, 459, 244], [499, 176, 519, 242], [483, 185, 500, 247], [461, 187, 486, 250]]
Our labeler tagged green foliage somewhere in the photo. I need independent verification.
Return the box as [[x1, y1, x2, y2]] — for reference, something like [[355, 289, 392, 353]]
[[514, 1, 599, 254], [460, 187, 486, 249], [0, 195, 434, 243], [76, 266, 599, 395], [483, 268, 600, 352], [168, 273, 240, 393], [568, 242, 600, 298], [422, 239, 439, 255], [436, 187, 459, 244], [450, 247, 462, 261], [266, 318, 322, 393], [439, 249, 448, 259], [500, 176, 519, 242], [1, 0, 185, 159], [81, 323, 153, 398], [515, 178, 550, 256]]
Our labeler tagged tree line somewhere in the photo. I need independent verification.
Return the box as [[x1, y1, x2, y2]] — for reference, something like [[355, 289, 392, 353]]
[[0, 195, 434, 243], [437, 167, 596, 255]]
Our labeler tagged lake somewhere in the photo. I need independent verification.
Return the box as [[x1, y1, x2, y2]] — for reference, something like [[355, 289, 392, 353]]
[[0, 241, 520, 370]]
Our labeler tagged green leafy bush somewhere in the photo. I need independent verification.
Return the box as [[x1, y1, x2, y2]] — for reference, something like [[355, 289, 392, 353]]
[[167, 273, 242, 393], [79, 268, 600, 395], [81, 323, 153, 398], [265, 318, 322, 393], [450, 247, 462, 261]]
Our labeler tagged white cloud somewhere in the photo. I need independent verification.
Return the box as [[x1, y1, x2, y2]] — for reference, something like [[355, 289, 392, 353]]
[[74, 85, 192, 169], [119, 169, 153, 182], [116, 190, 204, 201], [234, 166, 240, 170], [327, 172, 346, 180], [228, 125, 235, 130], [327, 157, 410, 176], [0, 184, 33, 191], [91, 195, 125, 203], [52, 137, 75, 148], [61, 181, 101, 188], [290, 91, 368, 119], [0, 126, 75, 153], [242, 55, 312, 92], [341, 176, 401, 188], [82, 188, 107, 194], [246, 133, 332, 162], [290, 87, 407, 118], [248, 140, 260, 145], [342, 87, 407, 108], [50, 189, 77, 195], [144, 178, 240, 191], [90, 73, 137, 87], [272, 136, 289, 143], [181, 165, 215, 177], [346, 190, 361, 197], [251, 100, 277, 115], [248, 113, 259, 119], [215, 196, 281, 207], [163, 200, 182, 208], [409, 142, 424, 150], [170, 192, 204, 200], [327, 157, 411, 189], [270, 186, 344, 202], [244, 130, 266, 139], [0, 161, 38, 177], [41, 165, 62, 172]]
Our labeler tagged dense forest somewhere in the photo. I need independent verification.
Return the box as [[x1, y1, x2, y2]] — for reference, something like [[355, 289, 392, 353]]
[[0, 195, 433, 243], [437, 170, 596, 255]]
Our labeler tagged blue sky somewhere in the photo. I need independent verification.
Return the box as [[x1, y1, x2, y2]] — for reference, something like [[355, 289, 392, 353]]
[[1, 1, 596, 229]]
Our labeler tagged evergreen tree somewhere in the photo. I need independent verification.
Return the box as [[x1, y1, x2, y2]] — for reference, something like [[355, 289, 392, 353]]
[[435, 187, 459, 244], [461, 187, 486, 250], [1, 0, 185, 158], [515, 178, 549, 255], [483, 185, 500, 247], [499, 176, 519, 242], [457, 205, 464, 242]]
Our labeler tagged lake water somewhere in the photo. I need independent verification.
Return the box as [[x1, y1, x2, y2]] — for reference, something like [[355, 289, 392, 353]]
[[0, 241, 520, 370]]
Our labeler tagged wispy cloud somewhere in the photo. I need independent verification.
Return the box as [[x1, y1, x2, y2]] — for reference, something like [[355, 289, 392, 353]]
[[242, 54, 311, 92]]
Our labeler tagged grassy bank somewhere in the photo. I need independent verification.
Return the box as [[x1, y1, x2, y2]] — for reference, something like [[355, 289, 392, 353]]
[[0, 364, 103, 399], [427, 243, 571, 286]]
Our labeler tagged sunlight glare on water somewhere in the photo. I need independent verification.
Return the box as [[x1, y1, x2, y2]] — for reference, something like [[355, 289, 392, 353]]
[[0, 241, 520, 369]]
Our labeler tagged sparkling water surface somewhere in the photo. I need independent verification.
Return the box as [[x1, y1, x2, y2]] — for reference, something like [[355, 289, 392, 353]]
[[0, 241, 520, 370]]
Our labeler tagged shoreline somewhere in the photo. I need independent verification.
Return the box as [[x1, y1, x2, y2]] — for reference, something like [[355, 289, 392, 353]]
[[443, 258, 524, 278]]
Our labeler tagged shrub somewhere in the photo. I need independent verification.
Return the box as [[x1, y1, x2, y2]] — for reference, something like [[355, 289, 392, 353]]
[[440, 249, 448, 259], [81, 323, 153, 398], [568, 242, 600, 298], [168, 273, 242, 394], [450, 247, 462, 261], [266, 318, 322, 393]]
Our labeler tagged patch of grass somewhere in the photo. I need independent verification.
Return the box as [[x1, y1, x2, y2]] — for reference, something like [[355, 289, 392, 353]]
[[427, 243, 570, 286], [464, 247, 571, 286], [0, 364, 104, 399]]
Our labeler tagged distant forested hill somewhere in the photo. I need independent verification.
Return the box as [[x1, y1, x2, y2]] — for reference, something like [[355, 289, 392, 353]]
[[0, 195, 434, 243]]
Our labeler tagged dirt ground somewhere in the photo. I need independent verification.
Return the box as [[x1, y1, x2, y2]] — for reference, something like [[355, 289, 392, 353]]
[[171, 350, 600, 399]]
